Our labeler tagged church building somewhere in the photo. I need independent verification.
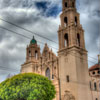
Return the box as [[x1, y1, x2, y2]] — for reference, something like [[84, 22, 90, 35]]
[[21, 0, 98, 100], [89, 55, 100, 100]]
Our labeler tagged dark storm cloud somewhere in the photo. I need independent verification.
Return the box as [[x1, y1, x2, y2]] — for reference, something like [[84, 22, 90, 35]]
[[0, 0, 100, 82]]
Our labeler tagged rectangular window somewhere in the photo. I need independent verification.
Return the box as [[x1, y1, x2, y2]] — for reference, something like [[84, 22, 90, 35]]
[[66, 75, 69, 82], [52, 74, 54, 79], [99, 83, 100, 91]]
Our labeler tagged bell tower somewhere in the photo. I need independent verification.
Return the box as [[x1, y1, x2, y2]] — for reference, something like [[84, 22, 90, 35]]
[[21, 36, 41, 73], [58, 0, 91, 100], [26, 36, 40, 62], [59, 0, 85, 50]]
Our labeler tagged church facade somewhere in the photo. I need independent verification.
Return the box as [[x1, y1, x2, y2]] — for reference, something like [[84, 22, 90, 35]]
[[21, 0, 97, 100], [89, 55, 100, 100]]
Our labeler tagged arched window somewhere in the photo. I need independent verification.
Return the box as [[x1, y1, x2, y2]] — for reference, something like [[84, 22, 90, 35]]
[[45, 68, 50, 80], [72, 2, 74, 7], [35, 50, 38, 60], [64, 17, 68, 27], [98, 71, 100, 74], [77, 34, 80, 46], [94, 82, 97, 91], [65, 2, 68, 7], [64, 34, 69, 47], [29, 50, 31, 56], [75, 16, 77, 25]]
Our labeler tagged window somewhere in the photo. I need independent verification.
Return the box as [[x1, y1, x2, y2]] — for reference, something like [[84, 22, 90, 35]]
[[35, 50, 38, 60], [64, 34, 69, 47], [72, 2, 74, 7], [77, 34, 80, 46], [98, 71, 100, 74], [52, 74, 54, 79], [45, 68, 50, 80], [96, 98, 98, 100], [92, 71, 95, 75], [90, 81, 92, 90], [66, 75, 69, 82], [75, 16, 77, 25], [49, 52, 50, 59], [94, 82, 97, 91], [29, 50, 31, 56], [99, 83, 100, 90], [65, 2, 68, 7], [64, 17, 68, 27]]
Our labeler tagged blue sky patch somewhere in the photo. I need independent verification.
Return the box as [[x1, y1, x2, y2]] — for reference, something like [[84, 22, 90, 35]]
[[46, 5, 61, 17], [35, 1, 49, 12], [35, 1, 61, 17]]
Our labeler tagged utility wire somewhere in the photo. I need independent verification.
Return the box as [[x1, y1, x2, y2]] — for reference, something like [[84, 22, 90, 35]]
[[0, 25, 97, 65], [0, 18, 98, 61], [0, 65, 20, 72], [0, 52, 97, 73], [0, 18, 58, 44], [0, 26, 58, 50], [0, 27, 97, 73]]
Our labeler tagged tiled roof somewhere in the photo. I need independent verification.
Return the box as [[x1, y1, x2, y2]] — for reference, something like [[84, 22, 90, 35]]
[[89, 64, 100, 71]]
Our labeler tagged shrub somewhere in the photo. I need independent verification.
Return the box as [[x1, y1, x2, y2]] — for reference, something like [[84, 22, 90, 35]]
[[0, 73, 56, 100]]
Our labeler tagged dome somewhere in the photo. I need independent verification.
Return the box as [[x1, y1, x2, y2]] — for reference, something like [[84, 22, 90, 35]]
[[89, 55, 100, 71], [30, 36, 37, 45]]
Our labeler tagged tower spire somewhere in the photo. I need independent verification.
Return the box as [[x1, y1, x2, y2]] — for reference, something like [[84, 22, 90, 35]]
[[98, 55, 100, 64]]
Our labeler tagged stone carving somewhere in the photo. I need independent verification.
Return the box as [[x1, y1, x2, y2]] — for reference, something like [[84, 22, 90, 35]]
[[64, 91, 75, 100]]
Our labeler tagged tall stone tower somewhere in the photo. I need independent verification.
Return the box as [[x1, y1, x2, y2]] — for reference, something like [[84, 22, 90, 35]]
[[58, 0, 91, 100]]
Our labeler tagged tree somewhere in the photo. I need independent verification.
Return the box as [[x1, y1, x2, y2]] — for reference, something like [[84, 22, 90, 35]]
[[0, 73, 56, 100]]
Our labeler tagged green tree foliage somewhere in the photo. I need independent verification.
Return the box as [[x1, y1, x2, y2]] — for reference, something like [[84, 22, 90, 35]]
[[0, 73, 56, 100]]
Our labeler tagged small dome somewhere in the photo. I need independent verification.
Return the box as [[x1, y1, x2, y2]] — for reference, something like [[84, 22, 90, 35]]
[[89, 55, 100, 71], [30, 36, 37, 45]]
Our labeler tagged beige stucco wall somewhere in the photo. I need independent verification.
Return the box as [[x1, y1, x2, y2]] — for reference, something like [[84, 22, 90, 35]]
[[58, 47, 92, 100]]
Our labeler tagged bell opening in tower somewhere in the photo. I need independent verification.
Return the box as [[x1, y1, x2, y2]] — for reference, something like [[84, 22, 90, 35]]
[[72, 2, 74, 7], [64, 17, 68, 27], [35, 50, 38, 60], [75, 16, 77, 26], [64, 34, 69, 47], [65, 2, 68, 7], [29, 50, 31, 57], [77, 33, 80, 46]]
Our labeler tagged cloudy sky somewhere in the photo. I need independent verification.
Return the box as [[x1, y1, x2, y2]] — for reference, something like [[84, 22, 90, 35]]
[[0, 0, 100, 82]]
